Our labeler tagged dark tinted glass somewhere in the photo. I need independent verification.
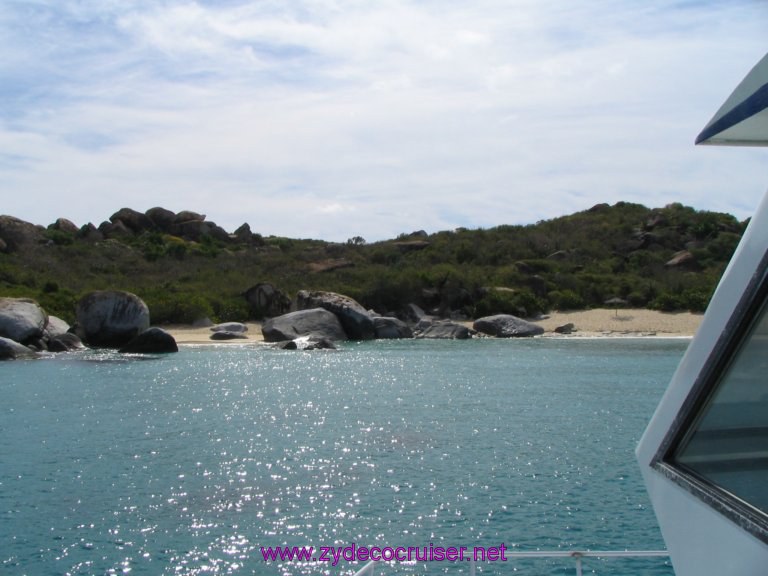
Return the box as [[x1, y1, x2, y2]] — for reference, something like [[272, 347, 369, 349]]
[[672, 298, 768, 515]]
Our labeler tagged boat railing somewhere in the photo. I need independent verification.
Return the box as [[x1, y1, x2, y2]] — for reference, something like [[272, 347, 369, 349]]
[[346, 550, 671, 576]]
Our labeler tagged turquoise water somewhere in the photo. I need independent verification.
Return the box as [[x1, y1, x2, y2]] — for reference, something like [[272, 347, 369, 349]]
[[0, 338, 688, 575]]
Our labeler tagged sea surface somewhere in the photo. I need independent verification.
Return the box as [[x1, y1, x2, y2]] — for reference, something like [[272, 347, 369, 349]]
[[0, 338, 689, 576]]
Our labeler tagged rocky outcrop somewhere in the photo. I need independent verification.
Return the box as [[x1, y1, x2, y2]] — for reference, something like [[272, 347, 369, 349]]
[[99, 219, 133, 238], [243, 283, 291, 318], [304, 337, 337, 350], [0, 298, 48, 344], [416, 321, 472, 339], [473, 314, 544, 338], [210, 331, 248, 340], [48, 333, 85, 352], [403, 303, 429, 324], [174, 220, 231, 243], [145, 207, 176, 232], [262, 308, 347, 342], [373, 316, 413, 339], [554, 323, 575, 335], [44, 316, 71, 339], [665, 250, 698, 269], [234, 223, 254, 243], [75, 291, 150, 347], [0, 336, 36, 360], [0, 216, 45, 252], [110, 208, 153, 234], [210, 322, 248, 333], [296, 290, 375, 340], [274, 336, 337, 350], [78, 223, 104, 242], [93, 207, 238, 243], [174, 210, 205, 224], [50, 218, 79, 235], [119, 327, 178, 353]]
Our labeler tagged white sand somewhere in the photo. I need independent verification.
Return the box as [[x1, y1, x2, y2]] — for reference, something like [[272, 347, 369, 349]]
[[164, 322, 264, 345], [533, 308, 702, 337]]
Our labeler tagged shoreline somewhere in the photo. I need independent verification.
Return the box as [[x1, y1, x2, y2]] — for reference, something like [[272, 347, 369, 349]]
[[163, 309, 702, 344], [532, 308, 702, 338]]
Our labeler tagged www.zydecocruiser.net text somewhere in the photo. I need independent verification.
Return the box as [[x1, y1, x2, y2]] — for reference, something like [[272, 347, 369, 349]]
[[261, 543, 509, 567]]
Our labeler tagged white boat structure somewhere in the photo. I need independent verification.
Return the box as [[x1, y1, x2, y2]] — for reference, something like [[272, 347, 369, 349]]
[[636, 52, 768, 575]]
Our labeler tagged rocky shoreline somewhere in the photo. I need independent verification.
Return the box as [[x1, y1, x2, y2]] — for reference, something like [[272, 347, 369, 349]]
[[167, 308, 702, 345], [0, 289, 702, 360]]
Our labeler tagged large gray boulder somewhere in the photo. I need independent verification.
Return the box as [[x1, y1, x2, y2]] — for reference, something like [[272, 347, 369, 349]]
[[244, 283, 291, 317], [665, 250, 698, 269], [50, 218, 79, 235], [174, 210, 206, 224], [416, 321, 472, 339], [473, 314, 544, 338], [262, 308, 347, 342], [0, 336, 36, 360], [99, 219, 133, 239], [0, 298, 48, 344], [44, 316, 71, 339], [210, 322, 248, 333], [110, 208, 153, 234], [119, 327, 178, 353], [48, 332, 85, 352], [75, 291, 150, 347], [0, 216, 45, 252], [176, 219, 230, 243], [373, 316, 413, 339], [210, 331, 248, 341], [78, 222, 104, 242], [234, 223, 254, 243], [145, 207, 177, 232], [296, 290, 375, 340]]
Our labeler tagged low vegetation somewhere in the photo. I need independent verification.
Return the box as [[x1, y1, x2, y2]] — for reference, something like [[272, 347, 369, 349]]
[[0, 202, 745, 324]]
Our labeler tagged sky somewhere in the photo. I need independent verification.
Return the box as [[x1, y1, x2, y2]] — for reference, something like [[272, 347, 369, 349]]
[[1, 1, 767, 242]]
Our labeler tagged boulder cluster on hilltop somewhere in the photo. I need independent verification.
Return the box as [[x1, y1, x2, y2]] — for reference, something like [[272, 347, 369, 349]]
[[0, 207, 263, 254]]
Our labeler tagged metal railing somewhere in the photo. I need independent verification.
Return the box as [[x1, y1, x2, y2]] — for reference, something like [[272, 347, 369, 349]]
[[349, 550, 670, 576]]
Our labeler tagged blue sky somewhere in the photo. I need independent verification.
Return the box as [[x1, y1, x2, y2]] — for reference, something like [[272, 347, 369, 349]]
[[1, 1, 766, 241]]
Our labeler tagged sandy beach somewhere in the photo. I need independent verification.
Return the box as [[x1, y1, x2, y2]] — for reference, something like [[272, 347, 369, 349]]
[[533, 308, 702, 337], [164, 308, 702, 344], [165, 322, 266, 345]]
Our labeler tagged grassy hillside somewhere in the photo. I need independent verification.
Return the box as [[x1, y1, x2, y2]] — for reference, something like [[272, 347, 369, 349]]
[[0, 202, 745, 325]]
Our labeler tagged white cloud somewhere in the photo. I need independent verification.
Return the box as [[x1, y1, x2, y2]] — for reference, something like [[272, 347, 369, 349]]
[[0, 1, 766, 240]]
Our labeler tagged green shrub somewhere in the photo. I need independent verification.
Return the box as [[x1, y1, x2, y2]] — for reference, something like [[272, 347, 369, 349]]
[[473, 289, 546, 318], [37, 288, 78, 323], [548, 289, 584, 311], [210, 297, 250, 323], [165, 236, 188, 259], [44, 229, 74, 246], [626, 291, 648, 307], [680, 289, 710, 313], [650, 292, 684, 312], [145, 293, 215, 325]]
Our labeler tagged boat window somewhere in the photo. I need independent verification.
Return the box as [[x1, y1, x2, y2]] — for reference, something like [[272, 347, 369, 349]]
[[669, 285, 768, 521]]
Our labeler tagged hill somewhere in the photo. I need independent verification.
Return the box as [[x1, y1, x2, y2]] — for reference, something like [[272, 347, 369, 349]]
[[0, 202, 746, 325]]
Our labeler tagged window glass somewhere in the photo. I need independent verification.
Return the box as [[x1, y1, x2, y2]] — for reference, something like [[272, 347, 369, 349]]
[[672, 296, 768, 515]]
